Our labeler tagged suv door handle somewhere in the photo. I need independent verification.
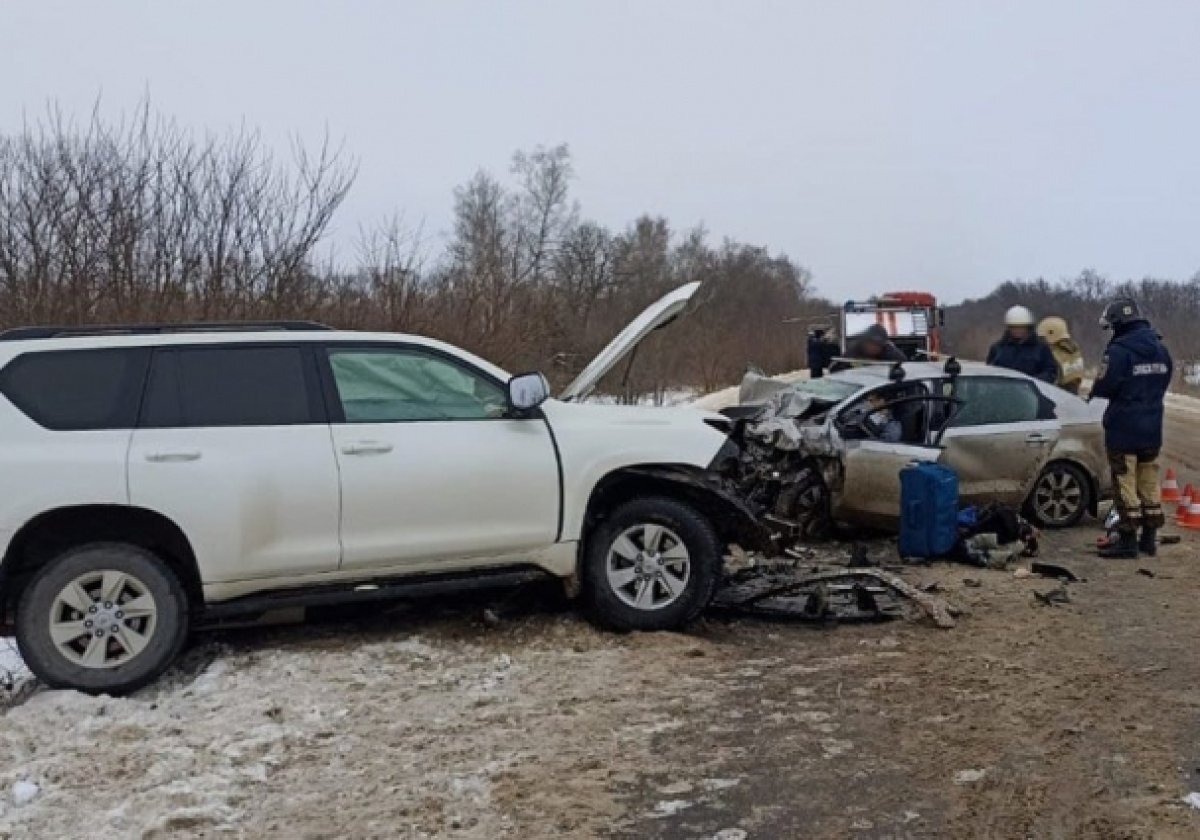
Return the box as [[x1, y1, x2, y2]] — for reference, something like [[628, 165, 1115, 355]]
[[341, 441, 394, 456], [145, 450, 202, 463], [1025, 433, 1049, 446]]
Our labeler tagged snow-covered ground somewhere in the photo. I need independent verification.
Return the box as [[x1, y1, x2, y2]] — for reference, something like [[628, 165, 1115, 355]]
[[1166, 391, 1200, 418], [0, 640, 27, 690], [0, 616, 747, 838]]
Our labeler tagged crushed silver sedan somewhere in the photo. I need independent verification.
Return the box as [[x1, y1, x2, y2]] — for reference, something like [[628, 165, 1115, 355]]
[[712, 359, 1111, 541]]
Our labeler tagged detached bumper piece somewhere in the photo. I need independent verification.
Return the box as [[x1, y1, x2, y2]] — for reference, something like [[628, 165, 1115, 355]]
[[711, 562, 960, 629]]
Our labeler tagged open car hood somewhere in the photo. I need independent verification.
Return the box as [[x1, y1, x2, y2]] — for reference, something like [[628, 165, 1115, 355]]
[[559, 281, 700, 401]]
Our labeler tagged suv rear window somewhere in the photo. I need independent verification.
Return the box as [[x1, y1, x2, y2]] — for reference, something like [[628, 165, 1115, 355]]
[[0, 348, 149, 430], [140, 346, 318, 428]]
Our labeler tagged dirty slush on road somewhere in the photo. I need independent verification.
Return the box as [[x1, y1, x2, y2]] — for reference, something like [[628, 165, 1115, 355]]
[[4, 529, 1200, 839]]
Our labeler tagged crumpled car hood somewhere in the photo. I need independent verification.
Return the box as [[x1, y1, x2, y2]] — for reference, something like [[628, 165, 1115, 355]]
[[743, 391, 840, 454]]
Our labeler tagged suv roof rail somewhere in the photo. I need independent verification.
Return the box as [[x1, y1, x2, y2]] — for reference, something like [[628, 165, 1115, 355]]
[[0, 321, 335, 341]]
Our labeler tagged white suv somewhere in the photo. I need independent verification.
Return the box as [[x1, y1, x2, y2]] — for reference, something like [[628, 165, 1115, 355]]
[[0, 284, 763, 694]]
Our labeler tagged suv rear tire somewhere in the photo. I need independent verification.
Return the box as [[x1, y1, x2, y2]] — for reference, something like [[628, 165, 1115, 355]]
[[16, 543, 190, 695], [582, 496, 721, 631]]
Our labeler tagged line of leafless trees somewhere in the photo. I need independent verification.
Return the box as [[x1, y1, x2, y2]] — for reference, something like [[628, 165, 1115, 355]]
[[0, 105, 822, 398], [943, 270, 1200, 378], [4, 104, 1193, 398]]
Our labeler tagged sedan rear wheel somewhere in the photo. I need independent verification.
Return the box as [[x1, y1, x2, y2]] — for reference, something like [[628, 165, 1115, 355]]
[[1028, 462, 1091, 528]]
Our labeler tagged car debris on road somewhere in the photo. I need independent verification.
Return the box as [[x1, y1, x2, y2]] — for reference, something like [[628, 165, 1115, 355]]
[[711, 552, 963, 629]]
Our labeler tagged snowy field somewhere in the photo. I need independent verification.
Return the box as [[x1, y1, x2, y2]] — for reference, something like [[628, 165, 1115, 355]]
[[0, 613, 752, 838]]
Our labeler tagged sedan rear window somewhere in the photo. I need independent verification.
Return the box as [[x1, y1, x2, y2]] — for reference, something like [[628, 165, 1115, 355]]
[[950, 377, 1044, 427], [0, 348, 149, 430]]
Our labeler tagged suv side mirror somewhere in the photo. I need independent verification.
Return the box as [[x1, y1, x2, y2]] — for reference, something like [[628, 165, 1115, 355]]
[[508, 372, 550, 413]]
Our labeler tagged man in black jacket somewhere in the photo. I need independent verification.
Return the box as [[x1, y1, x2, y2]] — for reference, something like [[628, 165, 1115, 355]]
[[806, 327, 838, 379], [1091, 297, 1174, 558], [829, 324, 906, 372], [986, 306, 1058, 383]]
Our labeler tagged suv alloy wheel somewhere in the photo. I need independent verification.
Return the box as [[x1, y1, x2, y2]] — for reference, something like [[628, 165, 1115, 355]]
[[583, 496, 721, 631], [16, 543, 190, 695]]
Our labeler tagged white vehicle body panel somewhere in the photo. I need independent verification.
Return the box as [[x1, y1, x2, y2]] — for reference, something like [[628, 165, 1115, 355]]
[[128, 425, 342, 582], [0, 399, 129, 554], [541, 399, 728, 541], [331, 417, 560, 571]]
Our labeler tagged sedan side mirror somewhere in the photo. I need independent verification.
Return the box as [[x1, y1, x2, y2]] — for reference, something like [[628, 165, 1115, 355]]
[[508, 372, 551, 413]]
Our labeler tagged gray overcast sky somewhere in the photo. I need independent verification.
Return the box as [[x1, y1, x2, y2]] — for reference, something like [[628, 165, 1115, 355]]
[[3, 0, 1199, 302]]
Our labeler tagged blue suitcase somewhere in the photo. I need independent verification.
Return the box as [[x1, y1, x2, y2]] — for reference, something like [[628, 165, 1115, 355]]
[[898, 463, 959, 558]]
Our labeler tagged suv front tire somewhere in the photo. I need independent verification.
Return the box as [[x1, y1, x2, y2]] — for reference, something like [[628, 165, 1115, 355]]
[[582, 496, 720, 631], [16, 543, 190, 695]]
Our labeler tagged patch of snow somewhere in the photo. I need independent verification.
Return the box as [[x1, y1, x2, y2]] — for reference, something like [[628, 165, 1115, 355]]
[[0, 639, 29, 694], [1183, 791, 1200, 810], [820, 738, 854, 759], [1166, 392, 1200, 417], [712, 830, 748, 840], [701, 778, 741, 792], [11, 780, 39, 806], [953, 768, 988, 784], [649, 799, 694, 818]]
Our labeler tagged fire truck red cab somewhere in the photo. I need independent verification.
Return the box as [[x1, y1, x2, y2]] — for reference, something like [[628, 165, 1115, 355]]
[[841, 291, 944, 360]]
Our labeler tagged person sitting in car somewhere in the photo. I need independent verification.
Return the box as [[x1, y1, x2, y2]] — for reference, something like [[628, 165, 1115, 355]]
[[830, 324, 906, 372], [986, 306, 1058, 383], [842, 392, 903, 442]]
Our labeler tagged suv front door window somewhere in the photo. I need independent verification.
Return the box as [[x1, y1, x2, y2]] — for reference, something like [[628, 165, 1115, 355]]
[[324, 346, 559, 571], [328, 349, 507, 422]]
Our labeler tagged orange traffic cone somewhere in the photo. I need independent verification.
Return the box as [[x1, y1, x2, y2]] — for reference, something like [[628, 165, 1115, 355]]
[[1177, 484, 1195, 521], [1162, 469, 1182, 503], [1181, 500, 1200, 530]]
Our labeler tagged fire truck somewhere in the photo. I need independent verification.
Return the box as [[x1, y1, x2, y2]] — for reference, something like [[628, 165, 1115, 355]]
[[840, 291, 945, 360]]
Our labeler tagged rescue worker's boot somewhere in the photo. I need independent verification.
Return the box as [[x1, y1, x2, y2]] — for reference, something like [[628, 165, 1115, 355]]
[[1098, 530, 1138, 559], [1139, 527, 1158, 557]]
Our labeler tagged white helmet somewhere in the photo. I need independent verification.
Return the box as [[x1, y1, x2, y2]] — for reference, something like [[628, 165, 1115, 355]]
[[1005, 305, 1035, 327]]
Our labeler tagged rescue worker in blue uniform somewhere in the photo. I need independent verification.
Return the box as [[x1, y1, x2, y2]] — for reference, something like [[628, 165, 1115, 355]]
[[986, 306, 1058, 383], [806, 326, 838, 379], [1090, 297, 1174, 558]]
